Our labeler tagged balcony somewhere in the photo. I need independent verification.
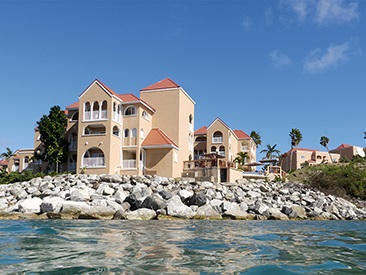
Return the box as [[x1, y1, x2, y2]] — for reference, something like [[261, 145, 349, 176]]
[[241, 146, 249, 151], [83, 157, 105, 167], [123, 137, 137, 146], [212, 137, 223, 144]]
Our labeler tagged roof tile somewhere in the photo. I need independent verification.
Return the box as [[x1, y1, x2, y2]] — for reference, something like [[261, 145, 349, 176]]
[[141, 128, 178, 148], [140, 78, 180, 91]]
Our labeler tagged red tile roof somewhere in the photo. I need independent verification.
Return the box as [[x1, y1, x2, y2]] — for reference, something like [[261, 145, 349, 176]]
[[233, 130, 250, 140], [118, 93, 140, 102], [335, 144, 352, 150], [66, 101, 79, 110], [0, 159, 8, 166], [141, 128, 178, 148], [140, 78, 180, 91], [194, 126, 207, 135]]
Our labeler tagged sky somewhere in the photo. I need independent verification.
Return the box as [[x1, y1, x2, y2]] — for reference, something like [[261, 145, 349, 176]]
[[1, 0, 365, 159]]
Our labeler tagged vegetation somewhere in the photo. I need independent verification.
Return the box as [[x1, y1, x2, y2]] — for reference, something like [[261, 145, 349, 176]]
[[289, 159, 366, 201], [233, 151, 250, 169], [1, 147, 14, 161], [37, 105, 69, 173], [250, 131, 262, 148], [289, 128, 303, 170], [0, 170, 46, 185], [260, 144, 280, 160], [320, 135, 334, 163]]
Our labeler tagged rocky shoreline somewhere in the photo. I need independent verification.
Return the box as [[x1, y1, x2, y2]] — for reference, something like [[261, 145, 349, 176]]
[[1, 174, 365, 220]]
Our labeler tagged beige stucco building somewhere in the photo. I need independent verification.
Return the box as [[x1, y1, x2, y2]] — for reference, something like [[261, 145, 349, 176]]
[[280, 148, 341, 172], [330, 144, 365, 160], [30, 78, 195, 178]]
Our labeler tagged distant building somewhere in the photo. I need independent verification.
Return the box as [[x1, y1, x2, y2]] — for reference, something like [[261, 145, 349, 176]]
[[330, 144, 365, 160], [280, 148, 341, 172]]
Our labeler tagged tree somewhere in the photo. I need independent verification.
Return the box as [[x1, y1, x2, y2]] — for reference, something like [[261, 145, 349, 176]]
[[250, 131, 262, 148], [320, 136, 334, 163], [1, 147, 14, 161], [289, 128, 303, 171], [37, 105, 69, 173], [233, 151, 250, 169], [260, 144, 280, 160]]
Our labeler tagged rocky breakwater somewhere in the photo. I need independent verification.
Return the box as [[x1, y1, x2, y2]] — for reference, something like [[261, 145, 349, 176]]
[[0, 174, 365, 220]]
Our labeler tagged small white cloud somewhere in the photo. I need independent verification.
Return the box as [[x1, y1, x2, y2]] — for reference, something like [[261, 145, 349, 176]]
[[242, 17, 253, 31], [280, 0, 311, 23], [269, 50, 293, 68], [315, 0, 359, 25], [303, 39, 360, 74]]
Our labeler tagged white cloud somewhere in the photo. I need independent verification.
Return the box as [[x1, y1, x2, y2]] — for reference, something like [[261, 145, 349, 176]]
[[315, 0, 359, 25], [242, 17, 253, 31], [280, 0, 312, 23], [269, 50, 293, 68], [303, 40, 360, 74]]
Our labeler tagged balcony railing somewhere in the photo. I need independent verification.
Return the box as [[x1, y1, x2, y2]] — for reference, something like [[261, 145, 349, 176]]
[[123, 137, 137, 146], [113, 112, 121, 122], [218, 151, 225, 157], [122, 159, 136, 169], [83, 157, 105, 167], [84, 112, 91, 121], [241, 146, 249, 151], [92, 110, 99, 120], [100, 110, 107, 119], [212, 137, 223, 143], [84, 110, 107, 121]]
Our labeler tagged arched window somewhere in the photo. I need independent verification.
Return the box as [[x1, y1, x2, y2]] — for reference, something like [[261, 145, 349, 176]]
[[84, 102, 91, 120], [101, 100, 107, 119], [23, 156, 29, 170], [71, 112, 79, 121], [131, 128, 137, 137], [83, 148, 105, 167], [124, 128, 130, 138], [189, 114, 193, 124], [213, 131, 223, 143], [113, 126, 120, 137], [124, 106, 136, 116], [92, 101, 100, 119], [219, 146, 225, 157], [211, 146, 217, 153], [69, 133, 77, 150], [142, 110, 149, 120], [84, 125, 106, 135]]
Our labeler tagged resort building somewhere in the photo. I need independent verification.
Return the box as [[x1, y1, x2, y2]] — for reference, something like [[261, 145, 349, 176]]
[[3, 149, 34, 173], [330, 144, 366, 160], [181, 118, 257, 183], [31, 78, 195, 178], [280, 148, 341, 172]]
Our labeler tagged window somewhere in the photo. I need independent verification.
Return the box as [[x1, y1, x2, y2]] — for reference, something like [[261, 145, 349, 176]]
[[113, 126, 120, 137], [213, 131, 223, 143], [101, 101, 107, 119], [131, 128, 137, 137], [83, 148, 105, 167], [84, 125, 106, 135], [124, 128, 130, 138], [71, 112, 79, 121], [84, 102, 91, 120], [142, 110, 149, 120], [69, 133, 78, 150], [124, 106, 136, 116], [140, 128, 144, 139], [92, 101, 100, 119], [211, 146, 217, 153], [219, 146, 225, 157], [113, 102, 121, 122]]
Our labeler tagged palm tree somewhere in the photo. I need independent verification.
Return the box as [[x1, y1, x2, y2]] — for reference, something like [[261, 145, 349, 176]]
[[289, 128, 303, 171], [0, 147, 14, 161], [250, 131, 262, 148], [233, 151, 250, 169], [260, 144, 280, 160], [320, 136, 334, 163]]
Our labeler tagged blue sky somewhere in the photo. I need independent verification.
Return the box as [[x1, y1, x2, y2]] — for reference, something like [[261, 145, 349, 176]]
[[1, 0, 365, 159]]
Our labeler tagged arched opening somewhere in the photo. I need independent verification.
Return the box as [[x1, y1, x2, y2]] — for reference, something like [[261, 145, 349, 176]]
[[124, 106, 136, 116], [92, 101, 100, 119], [213, 131, 223, 143], [113, 126, 120, 137], [101, 100, 107, 119], [142, 110, 149, 120], [211, 146, 217, 154], [23, 156, 29, 170], [84, 125, 106, 135], [195, 136, 206, 142], [219, 146, 225, 157], [71, 111, 79, 121], [84, 102, 91, 120], [83, 148, 105, 167], [69, 133, 78, 150]]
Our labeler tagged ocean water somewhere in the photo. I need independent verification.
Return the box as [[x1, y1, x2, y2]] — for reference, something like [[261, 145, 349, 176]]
[[0, 220, 365, 274]]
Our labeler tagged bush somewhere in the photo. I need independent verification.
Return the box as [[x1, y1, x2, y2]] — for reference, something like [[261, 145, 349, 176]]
[[0, 170, 46, 185]]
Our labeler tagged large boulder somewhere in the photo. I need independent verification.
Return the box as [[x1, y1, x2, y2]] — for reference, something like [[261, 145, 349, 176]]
[[122, 208, 157, 220], [70, 188, 91, 202], [194, 204, 222, 219], [18, 197, 43, 213], [186, 193, 208, 207], [167, 195, 195, 218], [140, 194, 167, 211], [40, 197, 65, 213]]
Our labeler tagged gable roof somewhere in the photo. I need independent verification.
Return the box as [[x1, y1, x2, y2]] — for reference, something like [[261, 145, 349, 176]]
[[140, 78, 180, 91], [66, 101, 79, 110], [79, 79, 122, 100], [207, 117, 231, 131], [233, 130, 250, 140], [194, 126, 207, 135], [141, 128, 178, 149], [334, 144, 352, 150], [0, 159, 8, 166]]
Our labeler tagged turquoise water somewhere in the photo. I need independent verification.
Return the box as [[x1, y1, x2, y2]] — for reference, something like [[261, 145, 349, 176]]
[[0, 220, 365, 274]]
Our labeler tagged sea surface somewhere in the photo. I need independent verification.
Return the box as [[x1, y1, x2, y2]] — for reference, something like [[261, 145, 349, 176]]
[[0, 220, 365, 274]]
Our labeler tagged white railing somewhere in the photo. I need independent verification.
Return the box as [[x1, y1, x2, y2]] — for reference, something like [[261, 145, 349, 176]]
[[92, 110, 99, 120], [100, 110, 107, 119], [122, 159, 136, 169], [113, 112, 120, 122], [212, 137, 223, 143], [241, 146, 249, 151], [83, 157, 105, 167], [139, 161, 145, 171], [84, 112, 91, 121]]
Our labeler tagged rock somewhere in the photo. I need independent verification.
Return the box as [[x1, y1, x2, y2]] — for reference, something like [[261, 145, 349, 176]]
[[18, 198, 43, 213], [194, 205, 222, 219], [178, 190, 194, 200], [167, 195, 195, 218], [122, 208, 157, 220], [187, 193, 207, 207], [60, 201, 91, 214], [40, 197, 65, 213], [289, 205, 307, 219], [159, 190, 173, 200], [70, 189, 90, 202], [247, 191, 261, 198], [114, 190, 130, 204], [140, 194, 167, 211]]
